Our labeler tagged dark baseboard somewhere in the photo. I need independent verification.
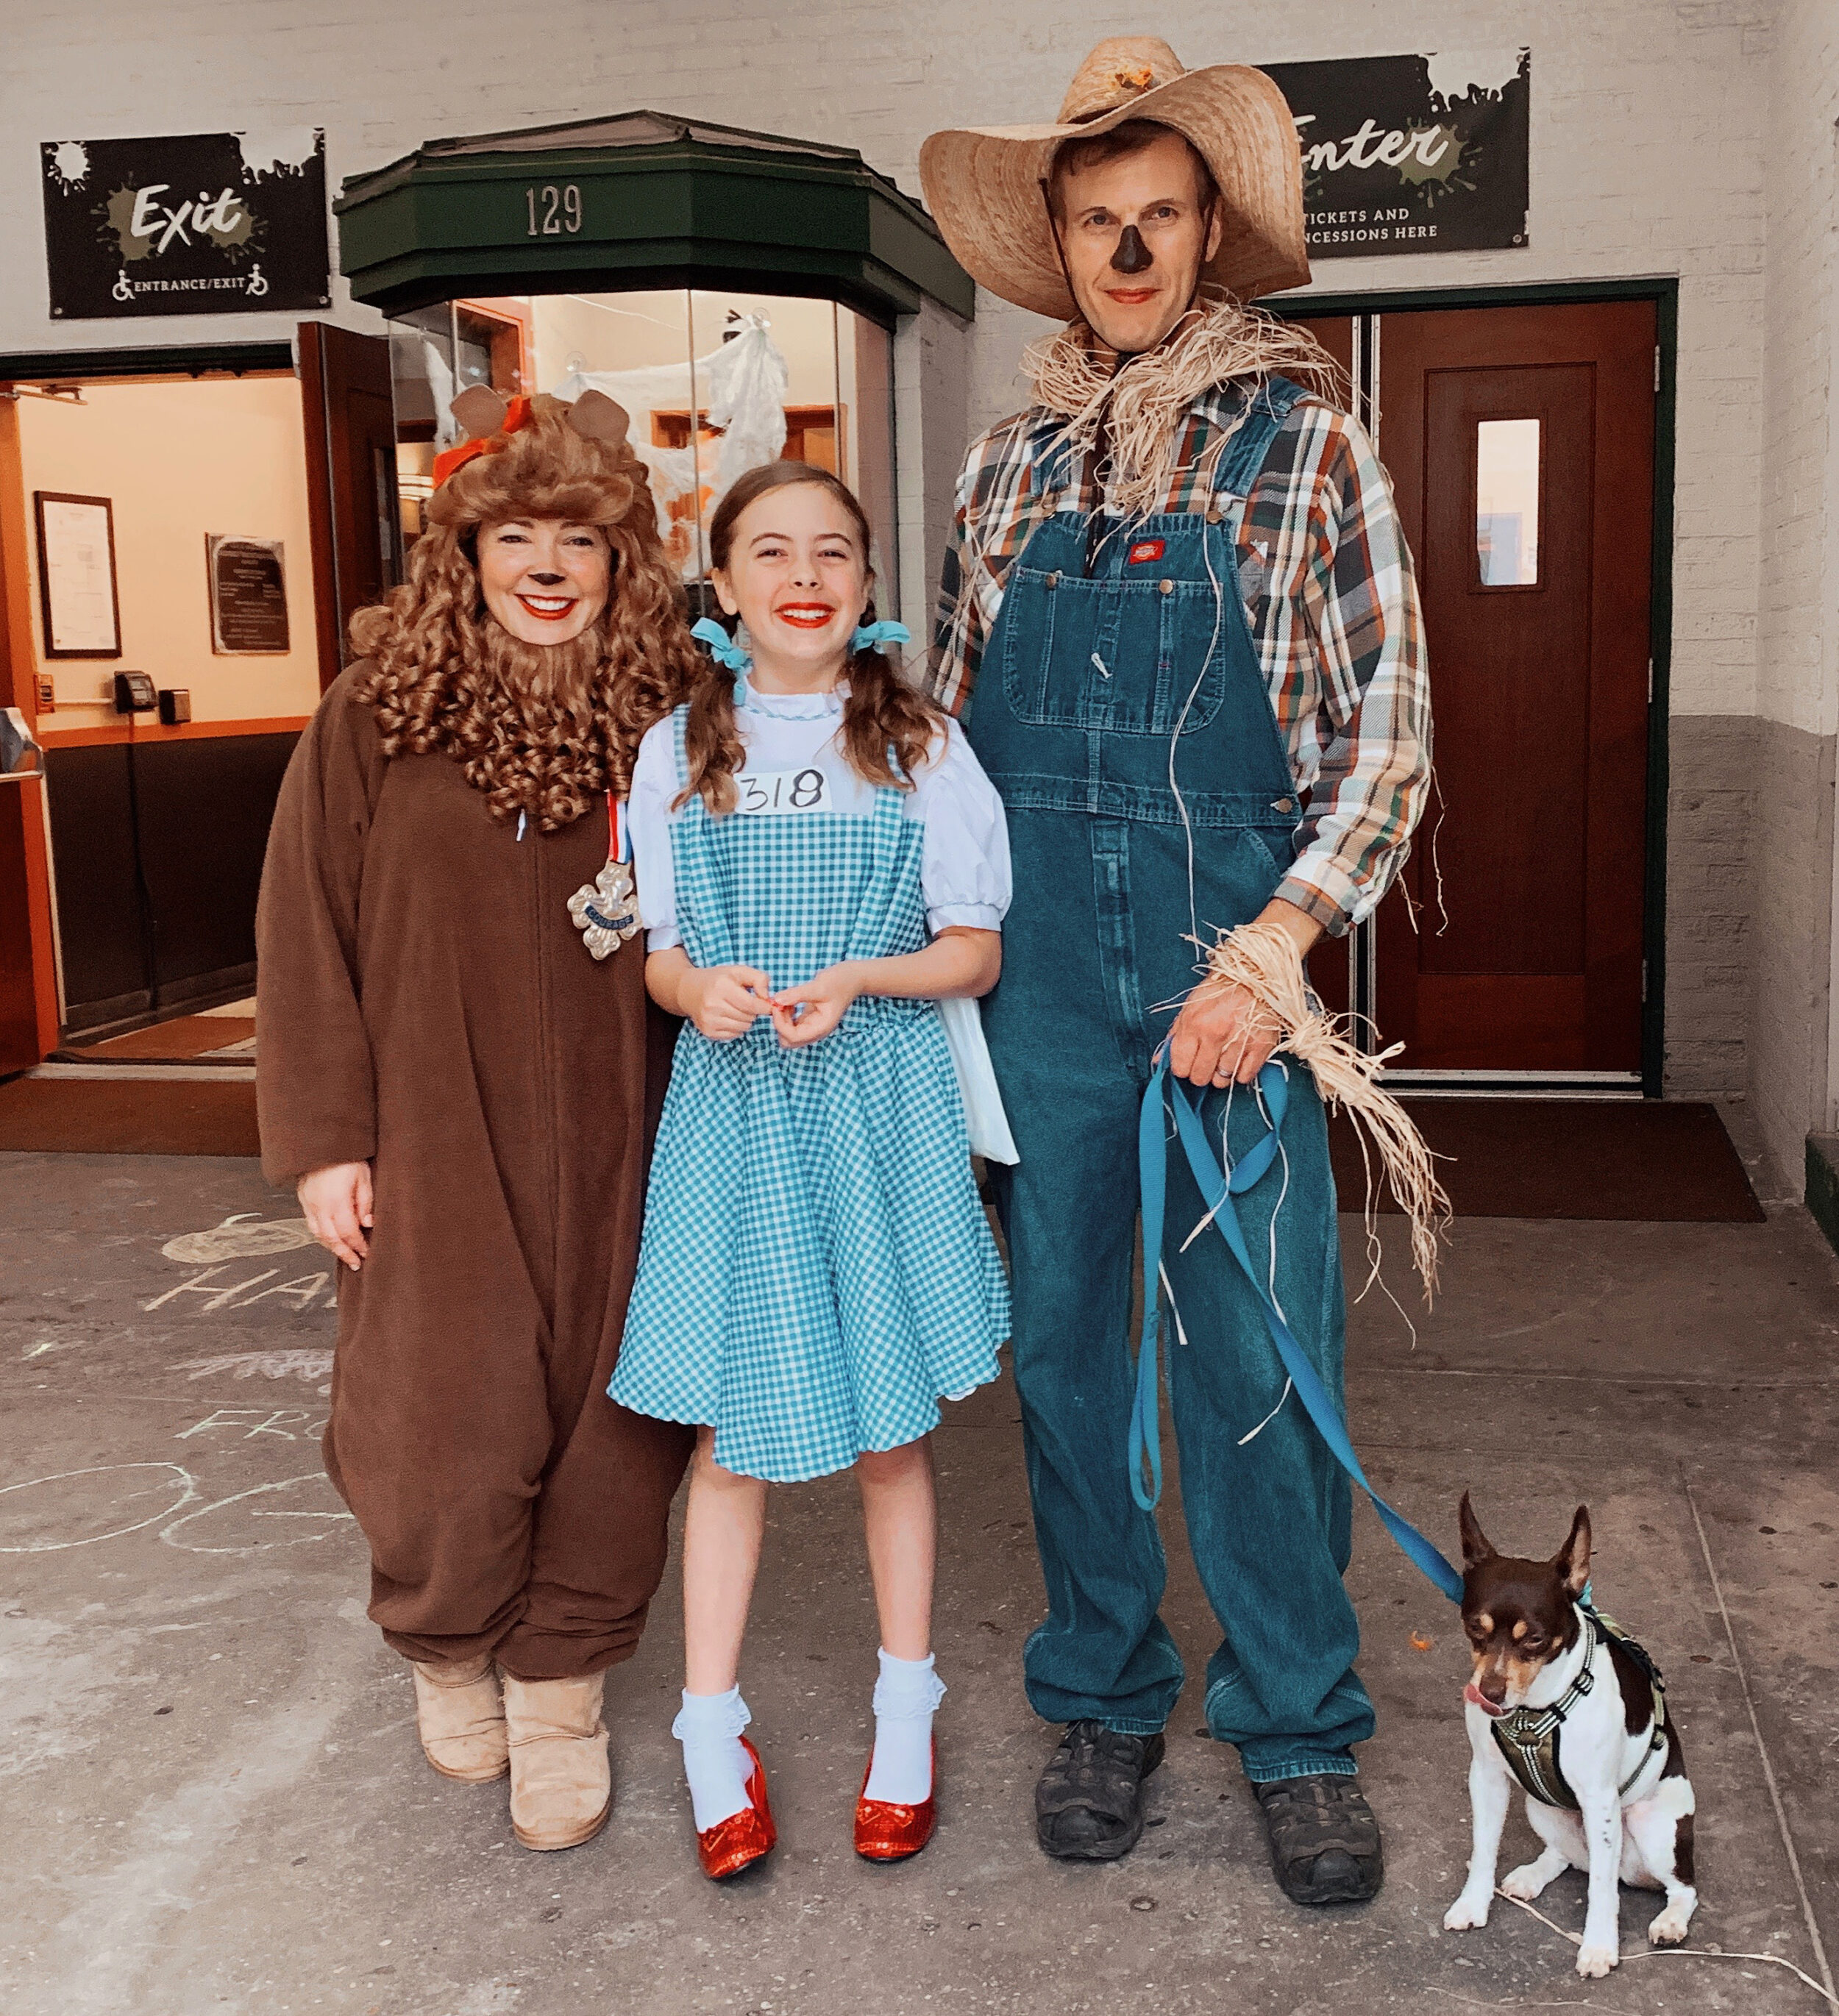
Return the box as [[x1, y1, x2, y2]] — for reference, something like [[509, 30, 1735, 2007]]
[[61, 964, 257, 1042], [62, 988, 154, 1037], [153, 964, 257, 1014]]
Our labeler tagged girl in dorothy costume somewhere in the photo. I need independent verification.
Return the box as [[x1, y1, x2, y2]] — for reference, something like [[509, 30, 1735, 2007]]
[[614, 460, 1013, 1879]]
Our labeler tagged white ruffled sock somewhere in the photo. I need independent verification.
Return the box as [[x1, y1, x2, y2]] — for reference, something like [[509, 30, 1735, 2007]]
[[672, 1686, 753, 1831], [864, 1648, 945, 1805]]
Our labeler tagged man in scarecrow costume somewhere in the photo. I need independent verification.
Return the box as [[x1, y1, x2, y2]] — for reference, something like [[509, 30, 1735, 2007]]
[[257, 390, 700, 1852], [921, 41, 1431, 1903]]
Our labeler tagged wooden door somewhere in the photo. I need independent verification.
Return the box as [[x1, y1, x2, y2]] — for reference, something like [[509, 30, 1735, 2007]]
[[1375, 302, 1654, 1071], [0, 393, 55, 1071], [299, 322, 399, 688]]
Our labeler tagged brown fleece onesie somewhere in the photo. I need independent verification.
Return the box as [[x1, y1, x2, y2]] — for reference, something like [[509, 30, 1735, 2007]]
[[255, 667, 691, 1678]]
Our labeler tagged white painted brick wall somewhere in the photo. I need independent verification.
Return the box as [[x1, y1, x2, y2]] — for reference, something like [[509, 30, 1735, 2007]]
[[1, 0, 1775, 724], [1757, 0, 1838, 743], [1750, 0, 1839, 1179]]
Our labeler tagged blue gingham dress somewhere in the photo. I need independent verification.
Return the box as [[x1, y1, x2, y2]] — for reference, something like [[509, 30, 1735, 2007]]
[[611, 708, 1010, 1482]]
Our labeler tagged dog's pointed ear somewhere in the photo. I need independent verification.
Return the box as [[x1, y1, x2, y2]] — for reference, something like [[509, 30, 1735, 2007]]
[[1458, 1491, 1495, 1570], [1554, 1505, 1592, 1598], [567, 389, 631, 450], [451, 385, 510, 441]]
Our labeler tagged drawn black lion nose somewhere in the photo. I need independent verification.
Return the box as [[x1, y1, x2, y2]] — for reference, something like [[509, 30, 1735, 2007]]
[[527, 570, 566, 585], [1111, 225, 1153, 274]]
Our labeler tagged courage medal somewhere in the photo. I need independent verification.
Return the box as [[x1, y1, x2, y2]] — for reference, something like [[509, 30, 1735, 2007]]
[[567, 793, 642, 959]]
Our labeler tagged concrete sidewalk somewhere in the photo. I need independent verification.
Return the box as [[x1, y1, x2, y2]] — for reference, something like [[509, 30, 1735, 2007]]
[[2, 1147, 1836, 2015]]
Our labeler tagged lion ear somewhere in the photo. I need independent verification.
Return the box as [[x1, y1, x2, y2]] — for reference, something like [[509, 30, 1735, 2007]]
[[566, 389, 631, 450], [451, 386, 510, 441]]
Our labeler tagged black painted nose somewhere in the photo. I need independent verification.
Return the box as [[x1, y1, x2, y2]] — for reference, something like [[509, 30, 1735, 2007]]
[[1111, 225, 1153, 274], [527, 570, 565, 585]]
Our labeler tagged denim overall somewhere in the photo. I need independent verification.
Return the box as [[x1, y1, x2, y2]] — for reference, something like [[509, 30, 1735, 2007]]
[[968, 378, 1374, 1781]]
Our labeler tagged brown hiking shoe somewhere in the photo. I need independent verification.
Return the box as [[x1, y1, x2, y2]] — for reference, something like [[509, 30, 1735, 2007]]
[[1251, 1773, 1384, 1905]]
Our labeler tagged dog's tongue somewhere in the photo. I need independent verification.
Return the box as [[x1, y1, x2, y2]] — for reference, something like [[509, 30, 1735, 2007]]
[[1464, 1681, 1509, 1719]]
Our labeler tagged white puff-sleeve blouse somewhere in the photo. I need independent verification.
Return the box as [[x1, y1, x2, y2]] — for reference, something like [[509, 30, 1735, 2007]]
[[628, 680, 1012, 954]]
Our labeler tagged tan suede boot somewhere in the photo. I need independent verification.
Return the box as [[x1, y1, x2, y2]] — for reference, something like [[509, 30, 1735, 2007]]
[[411, 1653, 509, 1784], [502, 1670, 611, 1851]]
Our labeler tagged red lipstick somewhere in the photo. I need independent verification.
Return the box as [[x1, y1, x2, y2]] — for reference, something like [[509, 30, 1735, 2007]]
[[775, 602, 836, 631]]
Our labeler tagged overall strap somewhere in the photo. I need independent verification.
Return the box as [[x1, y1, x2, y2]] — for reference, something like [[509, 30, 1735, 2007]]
[[1131, 1055, 1465, 1603], [1213, 374, 1310, 501]]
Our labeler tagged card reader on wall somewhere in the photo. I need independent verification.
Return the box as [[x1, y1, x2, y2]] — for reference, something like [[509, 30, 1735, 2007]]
[[157, 688, 191, 725], [112, 671, 156, 713]]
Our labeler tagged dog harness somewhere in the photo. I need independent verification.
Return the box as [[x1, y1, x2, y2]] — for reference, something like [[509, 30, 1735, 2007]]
[[1490, 1604, 1669, 1811]]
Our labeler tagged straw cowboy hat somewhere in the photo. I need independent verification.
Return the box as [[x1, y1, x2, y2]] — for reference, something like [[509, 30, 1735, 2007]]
[[919, 36, 1309, 318]]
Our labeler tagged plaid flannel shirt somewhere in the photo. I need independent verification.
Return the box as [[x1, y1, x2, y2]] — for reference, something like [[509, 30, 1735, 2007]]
[[925, 380, 1431, 936]]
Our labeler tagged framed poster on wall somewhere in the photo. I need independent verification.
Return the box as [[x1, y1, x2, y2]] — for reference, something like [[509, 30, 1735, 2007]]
[[33, 491, 121, 658], [207, 535, 290, 654]]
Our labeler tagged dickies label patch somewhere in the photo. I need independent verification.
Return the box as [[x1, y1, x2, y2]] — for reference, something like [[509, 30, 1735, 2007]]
[[1127, 538, 1167, 565]]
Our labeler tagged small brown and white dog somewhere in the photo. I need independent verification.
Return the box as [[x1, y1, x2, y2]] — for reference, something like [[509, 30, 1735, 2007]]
[[1442, 1494, 1697, 1978]]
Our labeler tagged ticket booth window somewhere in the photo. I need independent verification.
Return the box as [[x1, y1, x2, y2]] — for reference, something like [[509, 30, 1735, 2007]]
[[391, 288, 898, 616]]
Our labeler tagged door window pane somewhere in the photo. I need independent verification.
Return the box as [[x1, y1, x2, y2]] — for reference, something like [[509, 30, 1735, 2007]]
[[1476, 417, 1540, 585]]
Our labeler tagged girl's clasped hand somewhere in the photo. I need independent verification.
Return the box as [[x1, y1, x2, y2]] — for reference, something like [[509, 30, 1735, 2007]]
[[669, 957, 861, 1049]]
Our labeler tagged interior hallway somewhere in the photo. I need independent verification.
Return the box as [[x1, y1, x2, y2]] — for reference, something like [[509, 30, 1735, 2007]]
[[2, 1144, 1836, 2016]]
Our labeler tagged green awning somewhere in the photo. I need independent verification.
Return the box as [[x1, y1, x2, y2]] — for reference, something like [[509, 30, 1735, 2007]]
[[336, 111, 974, 325]]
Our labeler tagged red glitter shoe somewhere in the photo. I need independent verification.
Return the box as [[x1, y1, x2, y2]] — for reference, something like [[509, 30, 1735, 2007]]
[[853, 1741, 936, 1862], [696, 1737, 777, 1881]]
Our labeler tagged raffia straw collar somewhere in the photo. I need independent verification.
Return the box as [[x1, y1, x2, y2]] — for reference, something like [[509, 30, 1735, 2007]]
[[1024, 291, 1340, 520]]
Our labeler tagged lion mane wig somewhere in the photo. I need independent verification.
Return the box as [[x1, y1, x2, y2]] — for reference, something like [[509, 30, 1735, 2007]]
[[349, 393, 702, 832]]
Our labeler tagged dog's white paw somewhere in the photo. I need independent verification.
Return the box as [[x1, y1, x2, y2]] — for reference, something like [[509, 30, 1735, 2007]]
[[1648, 1904, 1693, 1946], [1443, 1892, 1492, 1932], [1500, 1862, 1551, 1901], [1575, 1942, 1620, 1978]]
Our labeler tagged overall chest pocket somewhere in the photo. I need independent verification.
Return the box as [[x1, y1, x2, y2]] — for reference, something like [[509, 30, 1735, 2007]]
[[998, 565, 1229, 737]]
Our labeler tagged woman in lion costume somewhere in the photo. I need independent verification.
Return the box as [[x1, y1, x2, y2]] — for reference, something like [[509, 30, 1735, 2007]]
[[258, 389, 702, 1853]]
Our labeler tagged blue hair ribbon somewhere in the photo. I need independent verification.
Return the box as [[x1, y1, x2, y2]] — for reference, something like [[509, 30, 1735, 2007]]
[[692, 615, 909, 700], [691, 616, 751, 702]]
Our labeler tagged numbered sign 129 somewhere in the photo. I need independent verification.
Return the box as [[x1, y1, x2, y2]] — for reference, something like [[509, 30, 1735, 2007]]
[[525, 183, 583, 237]]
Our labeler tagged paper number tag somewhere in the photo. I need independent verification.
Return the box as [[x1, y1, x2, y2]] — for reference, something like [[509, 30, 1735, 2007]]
[[736, 766, 830, 816]]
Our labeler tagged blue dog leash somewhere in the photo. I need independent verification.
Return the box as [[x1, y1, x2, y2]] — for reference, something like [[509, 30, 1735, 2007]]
[[1131, 1052, 1465, 1603]]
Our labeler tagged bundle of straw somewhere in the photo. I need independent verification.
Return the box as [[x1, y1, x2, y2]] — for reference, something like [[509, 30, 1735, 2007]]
[[1205, 917, 1450, 1298], [1025, 289, 1345, 522]]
